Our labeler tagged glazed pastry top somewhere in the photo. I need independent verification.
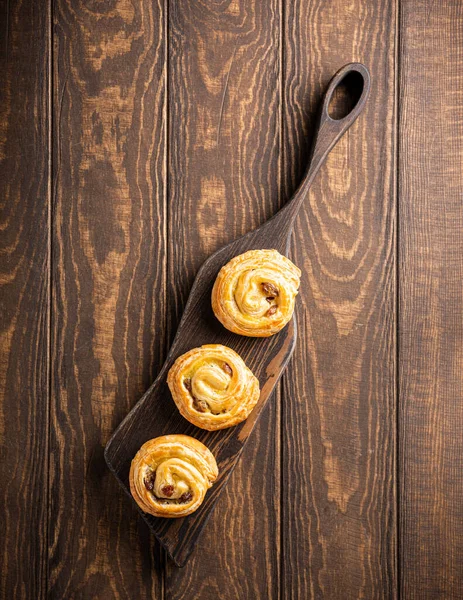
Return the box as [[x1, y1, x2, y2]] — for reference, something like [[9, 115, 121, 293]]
[[211, 249, 301, 337], [167, 344, 260, 431], [129, 434, 218, 518]]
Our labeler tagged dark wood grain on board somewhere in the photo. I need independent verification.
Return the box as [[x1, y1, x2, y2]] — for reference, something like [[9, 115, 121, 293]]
[[399, 1, 463, 598], [49, 0, 167, 597], [105, 60, 371, 568], [281, 1, 398, 598], [0, 0, 50, 598]]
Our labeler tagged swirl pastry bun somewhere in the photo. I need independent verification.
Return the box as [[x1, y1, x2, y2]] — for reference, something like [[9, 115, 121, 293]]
[[167, 344, 260, 430], [212, 249, 301, 337], [129, 435, 218, 518]]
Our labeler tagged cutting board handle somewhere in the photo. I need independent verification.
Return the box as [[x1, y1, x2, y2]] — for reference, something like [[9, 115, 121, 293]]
[[267, 62, 371, 252]]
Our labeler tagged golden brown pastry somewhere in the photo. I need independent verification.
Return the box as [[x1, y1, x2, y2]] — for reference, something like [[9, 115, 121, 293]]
[[167, 344, 260, 430], [129, 435, 218, 518], [211, 249, 301, 337]]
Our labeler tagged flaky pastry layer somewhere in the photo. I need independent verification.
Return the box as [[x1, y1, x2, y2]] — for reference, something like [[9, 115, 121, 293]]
[[212, 249, 301, 337], [129, 434, 218, 518], [167, 344, 260, 430]]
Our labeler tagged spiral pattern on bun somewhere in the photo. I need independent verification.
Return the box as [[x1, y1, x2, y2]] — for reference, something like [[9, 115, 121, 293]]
[[129, 435, 218, 518], [167, 344, 260, 430], [211, 249, 301, 337]]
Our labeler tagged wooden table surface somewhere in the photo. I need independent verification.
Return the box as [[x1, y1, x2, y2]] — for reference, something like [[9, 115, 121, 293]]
[[1, 0, 463, 598]]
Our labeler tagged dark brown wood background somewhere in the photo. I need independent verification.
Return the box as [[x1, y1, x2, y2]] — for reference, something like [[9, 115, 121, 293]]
[[1, 0, 462, 598]]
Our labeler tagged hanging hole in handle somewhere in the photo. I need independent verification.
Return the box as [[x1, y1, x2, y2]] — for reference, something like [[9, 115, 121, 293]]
[[328, 70, 365, 120]]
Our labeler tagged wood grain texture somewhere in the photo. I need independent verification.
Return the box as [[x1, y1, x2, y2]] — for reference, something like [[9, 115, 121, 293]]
[[399, 1, 463, 598], [165, 0, 282, 595], [3, 0, 463, 596], [49, 0, 166, 597], [281, 1, 397, 598], [0, 1, 50, 598]]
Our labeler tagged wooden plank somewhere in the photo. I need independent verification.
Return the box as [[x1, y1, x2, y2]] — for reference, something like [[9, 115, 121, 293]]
[[48, 1, 167, 597], [281, 1, 397, 598], [399, 2, 463, 598], [0, 0, 50, 597], [164, 0, 282, 596]]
